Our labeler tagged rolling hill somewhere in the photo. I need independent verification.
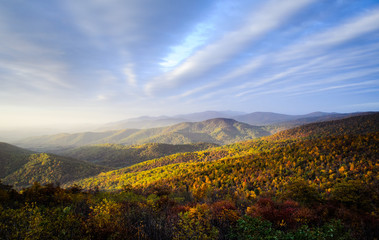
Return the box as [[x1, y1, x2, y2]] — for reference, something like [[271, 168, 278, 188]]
[[0, 142, 109, 189], [15, 118, 271, 151], [1, 152, 108, 189]]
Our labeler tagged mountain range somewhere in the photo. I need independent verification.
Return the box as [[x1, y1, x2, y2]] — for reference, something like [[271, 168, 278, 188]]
[[14, 111, 368, 152], [96, 110, 246, 131], [97, 111, 359, 130], [15, 118, 271, 152], [2, 112, 376, 190], [66, 112, 379, 191]]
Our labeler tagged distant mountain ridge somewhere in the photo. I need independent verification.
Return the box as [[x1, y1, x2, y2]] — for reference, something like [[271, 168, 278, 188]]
[[14, 111, 376, 152], [15, 118, 270, 151], [234, 111, 357, 126], [98, 111, 357, 130], [98, 110, 246, 130]]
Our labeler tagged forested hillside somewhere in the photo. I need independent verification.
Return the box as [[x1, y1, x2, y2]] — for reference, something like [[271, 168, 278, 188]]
[[60, 142, 218, 168], [71, 125, 379, 194], [268, 112, 379, 140], [2, 153, 108, 189], [0, 142, 34, 178], [0, 142, 216, 189]]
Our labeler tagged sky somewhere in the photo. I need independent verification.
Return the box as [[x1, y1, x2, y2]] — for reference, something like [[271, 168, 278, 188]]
[[1, 0, 379, 129]]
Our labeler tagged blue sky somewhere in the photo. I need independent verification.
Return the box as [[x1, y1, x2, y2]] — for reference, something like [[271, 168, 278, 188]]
[[1, 0, 379, 128]]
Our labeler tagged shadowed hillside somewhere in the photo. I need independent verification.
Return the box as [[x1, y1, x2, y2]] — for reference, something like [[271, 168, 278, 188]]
[[2, 152, 108, 189], [0, 142, 34, 178], [60, 142, 218, 168]]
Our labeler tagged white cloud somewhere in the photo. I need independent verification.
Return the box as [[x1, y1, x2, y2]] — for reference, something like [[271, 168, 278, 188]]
[[96, 94, 107, 101], [123, 63, 137, 86], [160, 22, 213, 68]]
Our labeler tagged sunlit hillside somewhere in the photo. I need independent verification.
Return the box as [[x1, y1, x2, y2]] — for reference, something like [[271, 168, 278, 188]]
[[69, 114, 379, 194]]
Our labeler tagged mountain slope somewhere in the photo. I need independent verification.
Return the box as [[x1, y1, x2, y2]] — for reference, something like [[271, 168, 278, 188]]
[[15, 118, 270, 151], [267, 112, 379, 141], [68, 114, 379, 192], [2, 152, 108, 189], [60, 142, 218, 168], [0, 142, 35, 178]]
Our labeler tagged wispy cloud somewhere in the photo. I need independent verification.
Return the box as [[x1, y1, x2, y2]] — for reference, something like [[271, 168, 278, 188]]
[[287, 80, 378, 96], [145, 0, 316, 95], [0, 15, 72, 93], [275, 7, 379, 62], [160, 22, 213, 68], [226, 9, 379, 98]]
